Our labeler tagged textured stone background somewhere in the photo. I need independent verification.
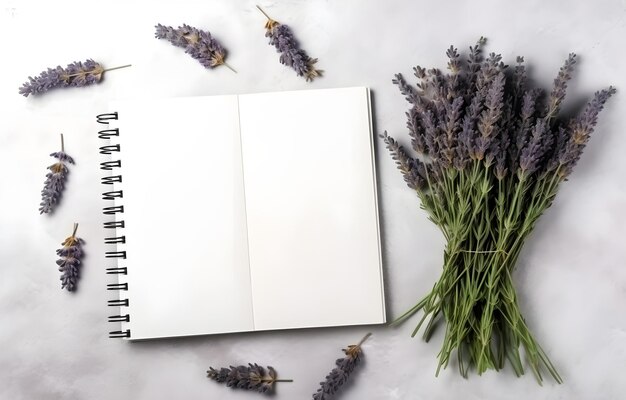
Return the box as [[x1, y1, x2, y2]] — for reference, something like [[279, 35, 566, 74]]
[[1, 1, 625, 399]]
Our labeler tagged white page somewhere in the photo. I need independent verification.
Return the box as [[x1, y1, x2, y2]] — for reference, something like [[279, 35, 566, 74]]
[[109, 96, 253, 339], [238, 87, 385, 330]]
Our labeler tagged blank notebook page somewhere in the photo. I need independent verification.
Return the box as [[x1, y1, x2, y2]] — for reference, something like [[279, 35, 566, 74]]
[[238, 87, 385, 330], [113, 96, 254, 339]]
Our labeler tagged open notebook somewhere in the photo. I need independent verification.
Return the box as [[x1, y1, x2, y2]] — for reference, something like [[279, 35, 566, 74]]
[[98, 87, 385, 340]]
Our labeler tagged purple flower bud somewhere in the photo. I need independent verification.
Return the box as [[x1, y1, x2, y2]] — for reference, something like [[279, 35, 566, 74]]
[[19, 60, 105, 97], [313, 334, 370, 400], [545, 53, 577, 120], [557, 87, 616, 176], [380, 132, 426, 190], [207, 364, 284, 393], [519, 119, 548, 176], [40, 140, 74, 215], [155, 24, 231, 71], [258, 7, 322, 82], [57, 224, 83, 292]]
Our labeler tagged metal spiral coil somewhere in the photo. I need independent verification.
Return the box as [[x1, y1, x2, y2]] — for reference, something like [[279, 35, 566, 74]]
[[98, 112, 131, 339]]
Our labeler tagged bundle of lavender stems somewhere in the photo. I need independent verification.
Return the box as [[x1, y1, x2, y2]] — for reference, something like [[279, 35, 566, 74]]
[[384, 38, 615, 383]]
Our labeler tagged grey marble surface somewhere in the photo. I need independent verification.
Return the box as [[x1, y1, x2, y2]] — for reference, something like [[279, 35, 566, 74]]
[[1, 0, 626, 399]]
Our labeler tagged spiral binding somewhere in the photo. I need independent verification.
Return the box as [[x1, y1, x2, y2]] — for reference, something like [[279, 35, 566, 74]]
[[98, 112, 131, 339]]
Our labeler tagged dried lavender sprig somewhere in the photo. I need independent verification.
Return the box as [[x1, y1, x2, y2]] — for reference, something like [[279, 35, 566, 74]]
[[19, 60, 130, 97], [40, 134, 74, 214], [56, 223, 84, 292], [155, 24, 236, 73], [257, 5, 322, 82], [207, 364, 291, 394], [312, 333, 371, 400]]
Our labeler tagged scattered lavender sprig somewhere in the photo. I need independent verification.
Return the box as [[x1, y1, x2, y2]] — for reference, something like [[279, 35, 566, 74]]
[[256, 6, 322, 82], [56, 223, 84, 292], [40, 134, 74, 214], [207, 364, 291, 394], [155, 24, 236, 72], [386, 39, 615, 383], [19, 60, 131, 97], [312, 333, 371, 400]]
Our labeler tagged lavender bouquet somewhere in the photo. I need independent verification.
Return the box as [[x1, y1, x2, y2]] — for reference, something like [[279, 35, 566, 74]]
[[384, 38, 615, 383]]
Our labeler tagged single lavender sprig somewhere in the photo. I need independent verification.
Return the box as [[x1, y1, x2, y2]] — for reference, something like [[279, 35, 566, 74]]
[[19, 60, 130, 97], [40, 134, 74, 214], [56, 223, 84, 292], [207, 364, 291, 394], [312, 333, 371, 400], [257, 5, 322, 82], [155, 24, 236, 72]]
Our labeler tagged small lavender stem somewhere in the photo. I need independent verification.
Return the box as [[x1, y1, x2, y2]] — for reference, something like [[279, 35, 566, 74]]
[[356, 332, 372, 347], [223, 62, 237, 73], [60, 133, 64, 153], [103, 64, 132, 72], [256, 5, 273, 21], [72, 222, 79, 238]]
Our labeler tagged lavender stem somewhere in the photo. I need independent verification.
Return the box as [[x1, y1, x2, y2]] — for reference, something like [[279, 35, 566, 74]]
[[256, 5, 273, 21], [356, 332, 372, 348], [103, 64, 132, 73], [223, 62, 237, 73]]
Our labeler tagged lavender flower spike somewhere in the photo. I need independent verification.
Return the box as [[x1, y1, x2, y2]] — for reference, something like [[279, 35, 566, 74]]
[[257, 6, 322, 82], [40, 134, 74, 214], [545, 53, 577, 120], [313, 333, 371, 400], [19, 60, 130, 97], [57, 223, 84, 292], [558, 86, 617, 176], [207, 364, 292, 393], [155, 24, 235, 72]]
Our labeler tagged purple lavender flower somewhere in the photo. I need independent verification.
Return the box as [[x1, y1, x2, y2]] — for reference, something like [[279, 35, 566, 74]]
[[312, 333, 370, 400], [19, 60, 129, 97], [207, 364, 290, 393], [518, 119, 548, 176], [257, 6, 322, 82], [40, 134, 74, 214], [557, 86, 617, 176], [56, 223, 84, 292], [155, 24, 235, 72], [477, 70, 506, 163], [545, 53, 577, 120], [465, 37, 487, 96], [387, 40, 614, 183], [380, 131, 425, 190], [440, 96, 464, 168]]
